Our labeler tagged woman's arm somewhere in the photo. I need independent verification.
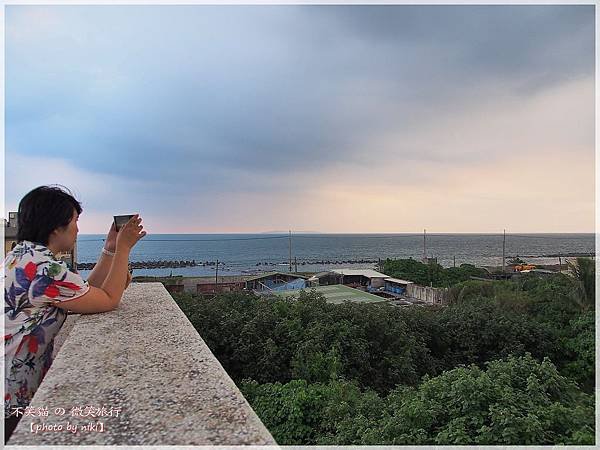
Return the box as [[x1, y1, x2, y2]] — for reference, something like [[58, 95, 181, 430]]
[[86, 223, 118, 288], [55, 215, 145, 314], [86, 251, 113, 288], [57, 253, 131, 314]]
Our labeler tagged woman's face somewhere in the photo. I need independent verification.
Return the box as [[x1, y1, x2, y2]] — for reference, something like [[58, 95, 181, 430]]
[[52, 210, 79, 252]]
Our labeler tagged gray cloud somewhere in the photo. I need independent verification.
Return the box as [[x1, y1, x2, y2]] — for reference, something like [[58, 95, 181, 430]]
[[6, 4, 595, 201]]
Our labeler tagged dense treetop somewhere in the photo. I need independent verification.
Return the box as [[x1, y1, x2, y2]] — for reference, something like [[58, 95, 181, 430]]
[[173, 258, 595, 445]]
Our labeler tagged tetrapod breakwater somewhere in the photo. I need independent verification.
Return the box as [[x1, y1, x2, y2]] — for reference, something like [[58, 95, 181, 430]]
[[78, 260, 199, 270]]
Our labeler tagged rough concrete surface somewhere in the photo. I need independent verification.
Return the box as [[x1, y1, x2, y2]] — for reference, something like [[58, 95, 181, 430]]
[[7, 282, 276, 446], [52, 313, 80, 359]]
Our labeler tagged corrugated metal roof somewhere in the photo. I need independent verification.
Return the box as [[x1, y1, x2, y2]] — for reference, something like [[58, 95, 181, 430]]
[[245, 271, 309, 282], [384, 277, 414, 285], [312, 271, 333, 278], [331, 269, 389, 278]]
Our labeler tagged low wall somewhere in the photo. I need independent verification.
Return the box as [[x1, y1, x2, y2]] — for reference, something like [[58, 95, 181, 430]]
[[406, 284, 449, 305], [7, 282, 276, 446]]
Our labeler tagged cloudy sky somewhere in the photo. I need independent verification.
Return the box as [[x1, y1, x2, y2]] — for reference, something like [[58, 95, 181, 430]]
[[5, 5, 595, 233]]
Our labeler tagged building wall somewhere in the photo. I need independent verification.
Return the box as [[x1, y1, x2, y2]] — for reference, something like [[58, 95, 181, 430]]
[[315, 273, 342, 286], [385, 281, 409, 294], [197, 282, 245, 294], [5, 239, 18, 256], [342, 275, 367, 286], [406, 284, 449, 305], [370, 278, 385, 289]]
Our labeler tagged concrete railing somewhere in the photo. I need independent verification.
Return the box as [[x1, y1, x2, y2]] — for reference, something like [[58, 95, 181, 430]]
[[7, 282, 276, 445]]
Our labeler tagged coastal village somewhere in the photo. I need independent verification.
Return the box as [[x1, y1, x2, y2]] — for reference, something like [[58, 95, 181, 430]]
[[3, 212, 589, 308], [135, 260, 579, 308]]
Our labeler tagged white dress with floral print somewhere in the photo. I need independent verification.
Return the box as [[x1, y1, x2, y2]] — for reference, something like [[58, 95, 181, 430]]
[[4, 241, 89, 418]]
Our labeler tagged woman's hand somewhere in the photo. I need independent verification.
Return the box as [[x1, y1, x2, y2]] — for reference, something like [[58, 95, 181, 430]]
[[115, 214, 147, 253], [104, 222, 118, 253]]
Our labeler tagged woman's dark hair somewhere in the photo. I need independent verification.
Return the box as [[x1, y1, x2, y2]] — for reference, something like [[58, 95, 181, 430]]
[[17, 185, 83, 245]]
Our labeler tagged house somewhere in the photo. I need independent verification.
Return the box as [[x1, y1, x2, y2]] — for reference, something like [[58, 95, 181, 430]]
[[306, 271, 336, 286], [329, 268, 390, 290], [148, 275, 253, 295], [384, 277, 414, 295], [196, 276, 250, 294], [245, 272, 309, 292]]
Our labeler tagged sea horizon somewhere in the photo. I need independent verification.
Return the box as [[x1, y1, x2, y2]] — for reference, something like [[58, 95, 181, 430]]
[[78, 232, 597, 237], [76, 232, 595, 278]]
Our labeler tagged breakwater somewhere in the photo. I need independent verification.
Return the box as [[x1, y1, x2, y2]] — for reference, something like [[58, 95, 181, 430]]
[[75, 233, 594, 277], [256, 258, 378, 266], [77, 260, 199, 270], [77, 258, 380, 271], [526, 252, 594, 258]]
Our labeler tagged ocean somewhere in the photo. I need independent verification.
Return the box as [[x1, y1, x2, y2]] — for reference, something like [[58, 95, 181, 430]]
[[75, 233, 595, 278]]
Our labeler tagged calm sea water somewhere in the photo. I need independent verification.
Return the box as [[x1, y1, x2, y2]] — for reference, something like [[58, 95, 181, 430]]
[[76, 233, 595, 278]]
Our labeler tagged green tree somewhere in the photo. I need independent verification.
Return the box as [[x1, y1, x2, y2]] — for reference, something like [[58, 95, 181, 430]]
[[378, 354, 594, 445], [568, 257, 595, 311], [240, 379, 383, 445], [433, 296, 558, 369], [560, 312, 595, 392], [383, 258, 431, 285], [172, 272, 595, 444], [383, 258, 487, 288], [241, 355, 594, 445]]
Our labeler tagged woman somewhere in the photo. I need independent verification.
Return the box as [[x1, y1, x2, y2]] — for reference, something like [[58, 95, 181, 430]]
[[4, 185, 146, 443]]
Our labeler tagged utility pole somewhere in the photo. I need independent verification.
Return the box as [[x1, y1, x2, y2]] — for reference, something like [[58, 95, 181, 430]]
[[502, 229, 506, 274], [289, 230, 292, 272], [558, 253, 562, 273], [423, 229, 427, 263], [453, 255, 456, 268], [215, 259, 219, 292]]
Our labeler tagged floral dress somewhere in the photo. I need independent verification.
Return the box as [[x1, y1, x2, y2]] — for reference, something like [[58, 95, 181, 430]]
[[4, 240, 89, 418]]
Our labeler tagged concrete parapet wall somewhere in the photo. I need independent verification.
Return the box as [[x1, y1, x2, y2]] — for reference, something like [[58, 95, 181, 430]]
[[7, 282, 276, 446]]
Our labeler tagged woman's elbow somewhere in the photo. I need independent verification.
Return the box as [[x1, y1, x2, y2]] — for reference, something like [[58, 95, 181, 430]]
[[58, 288, 123, 314]]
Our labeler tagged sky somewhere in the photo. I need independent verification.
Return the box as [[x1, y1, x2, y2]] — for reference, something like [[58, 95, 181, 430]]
[[4, 4, 595, 233]]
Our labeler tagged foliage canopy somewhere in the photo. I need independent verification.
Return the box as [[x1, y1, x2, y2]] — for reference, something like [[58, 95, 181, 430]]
[[173, 266, 595, 445]]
